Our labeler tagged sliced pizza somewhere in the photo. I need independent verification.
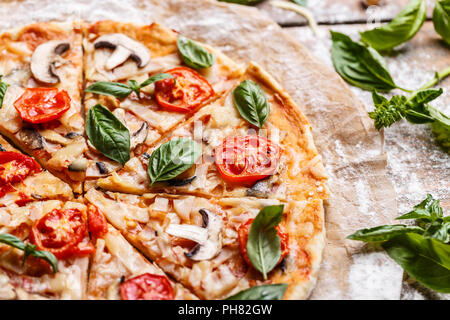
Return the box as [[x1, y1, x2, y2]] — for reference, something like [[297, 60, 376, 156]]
[[87, 215, 198, 300], [85, 188, 325, 300], [81, 21, 242, 185], [0, 21, 87, 193], [96, 62, 328, 202]]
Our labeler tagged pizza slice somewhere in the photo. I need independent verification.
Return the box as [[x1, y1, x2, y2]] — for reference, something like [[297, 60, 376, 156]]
[[96, 62, 328, 202], [81, 21, 242, 185], [0, 136, 94, 299], [85, 188, 325, 300], [87, 213, 197, 300]]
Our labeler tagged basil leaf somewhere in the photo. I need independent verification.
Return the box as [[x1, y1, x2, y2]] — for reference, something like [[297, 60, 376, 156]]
[[396, 194, 443, 222], [292, 0, 307, 6], [247, 205, 284, 280], [233, 80, 270, 128], [217, 0, 264, 5], [404, 89, 444, 124], [360, 0, 427, 51], [177, 36, 215, 70], [330, 31, 398, 92], [369, 91, 407, 129], [0, 233, 58, 273], [429, 106, 450, 152], [347, 225, 424, 242], [433, 0, 450, 45], [85, 81, 132, 99], [226, 284, 287, 300], [148, 138, 202, 185], [86, 104, 130, 165], [139, 73, 173, 88], [383, 233, 450, 293], [0, 76, 7, 109], [423, 221, 450, 243]]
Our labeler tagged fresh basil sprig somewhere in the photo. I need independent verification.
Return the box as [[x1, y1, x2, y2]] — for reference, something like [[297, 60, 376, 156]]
[[84, 73, 173, 99], [86, 104, 130, 165], [433, 0, 450, 45], [348, 195, 450, 293], [0, 233, 58, 273], [247, 205, 284, 280], [177, 36, 215, 70], [330, 31, 403, 92], [148, 138, 202, 186], [360, 0, 427, 51], [0, 75, 8, 109], [233, 80, 270, 128], [226, 284, 287, 300]]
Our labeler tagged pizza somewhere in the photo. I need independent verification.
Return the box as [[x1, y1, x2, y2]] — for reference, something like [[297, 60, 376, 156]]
[[0, 19, 328, 300]]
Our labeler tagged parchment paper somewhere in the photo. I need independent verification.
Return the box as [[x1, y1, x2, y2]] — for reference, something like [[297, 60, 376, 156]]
[[0, 0, 404, 299]]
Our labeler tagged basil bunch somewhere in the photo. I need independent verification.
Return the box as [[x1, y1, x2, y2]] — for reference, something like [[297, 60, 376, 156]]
[[247, 205, 284, 280], [84, 73, 172, 99], [226, 284, 287, 300], [233, 80, 270, 128], [148, 138, 202, 185], [86, 104, 131, 165], [433, 0, 450, 45], [360, 0, 427, 52], [0, 76, 7, 109], [0, 233, 58, 273], [177, 36, 215, 70], [348, 195, 450, 293]]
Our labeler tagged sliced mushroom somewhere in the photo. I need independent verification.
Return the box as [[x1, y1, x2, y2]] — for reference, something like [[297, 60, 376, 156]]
[[131, 122, 148, 150], [16, 128, 44, 150], [31, 40, 70, 84], [94, 34, 150, 70], [166, 209, 223, 261], [68, 158, 88, 172]]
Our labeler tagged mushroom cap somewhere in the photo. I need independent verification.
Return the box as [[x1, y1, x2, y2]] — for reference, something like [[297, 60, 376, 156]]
[[31, 40, 70, 84], [94, 33, 151, 70]]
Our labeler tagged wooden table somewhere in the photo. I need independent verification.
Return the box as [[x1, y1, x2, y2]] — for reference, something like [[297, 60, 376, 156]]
[[256, 0, 449, 299]]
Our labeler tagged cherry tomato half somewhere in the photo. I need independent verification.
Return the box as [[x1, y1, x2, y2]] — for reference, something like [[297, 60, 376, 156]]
[[214, 135, 280, 185], [29, 208, 93, 259], [120, 273, 175, 300], [0, 151, 41, 197], [238, 218, 289, 268], [87, 204, 108, 239], [154, 67, 214, 113], [14, 88, 71, 124]]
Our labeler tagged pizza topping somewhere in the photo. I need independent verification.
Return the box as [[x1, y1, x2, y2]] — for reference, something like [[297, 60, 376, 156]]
[[0, 76, 8, 109], [233, 80, 270, 128], [29, 208, 93, 259], [94, 34, 151, 70], [119, 273, 174, 300], [238, 205, 288, 280], [177, 35, 215, 69], [0, 151, 42, 197], [13, 88, 71, 124], [68, 158, 88, 172], [215, 135, 281, 185], [87, 204, 108, 239], [30, 40, 70, 84], [130, 122, 149, 150], [154, 67, 215, 113], [16, 128, 44, 150]]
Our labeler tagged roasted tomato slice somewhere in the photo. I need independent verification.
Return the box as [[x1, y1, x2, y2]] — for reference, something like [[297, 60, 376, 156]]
[[29, 208, 93, 259], [120, 273, 175, 300], [154, 67, 214, 113], [87, 204, 108, 239], [0, 151, 41, 197], [214, 135, 280, 185], [238, 218, 289, 267], [14, 88, 71, 124]]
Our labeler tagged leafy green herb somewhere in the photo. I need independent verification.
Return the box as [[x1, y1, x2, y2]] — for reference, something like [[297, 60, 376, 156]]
[[330, 31, 402, 92], [0, 233, 58, 273], [84, 73, 173, 99], [226, 284, 287, 300], [292, 0, 307, 6], [177, 36, 215, 70], [86, 104, 130, 165], [233, 80, 270, 128], [360, 0, 427, 51], [433, 0, 450, 45], [217, 0, 264, 5], [383, 234, 450, 293], [247, 205, 284, 280], [0, 75, 8, 109], [348, 195, 450, 293], [148, 138, 202, 186]]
